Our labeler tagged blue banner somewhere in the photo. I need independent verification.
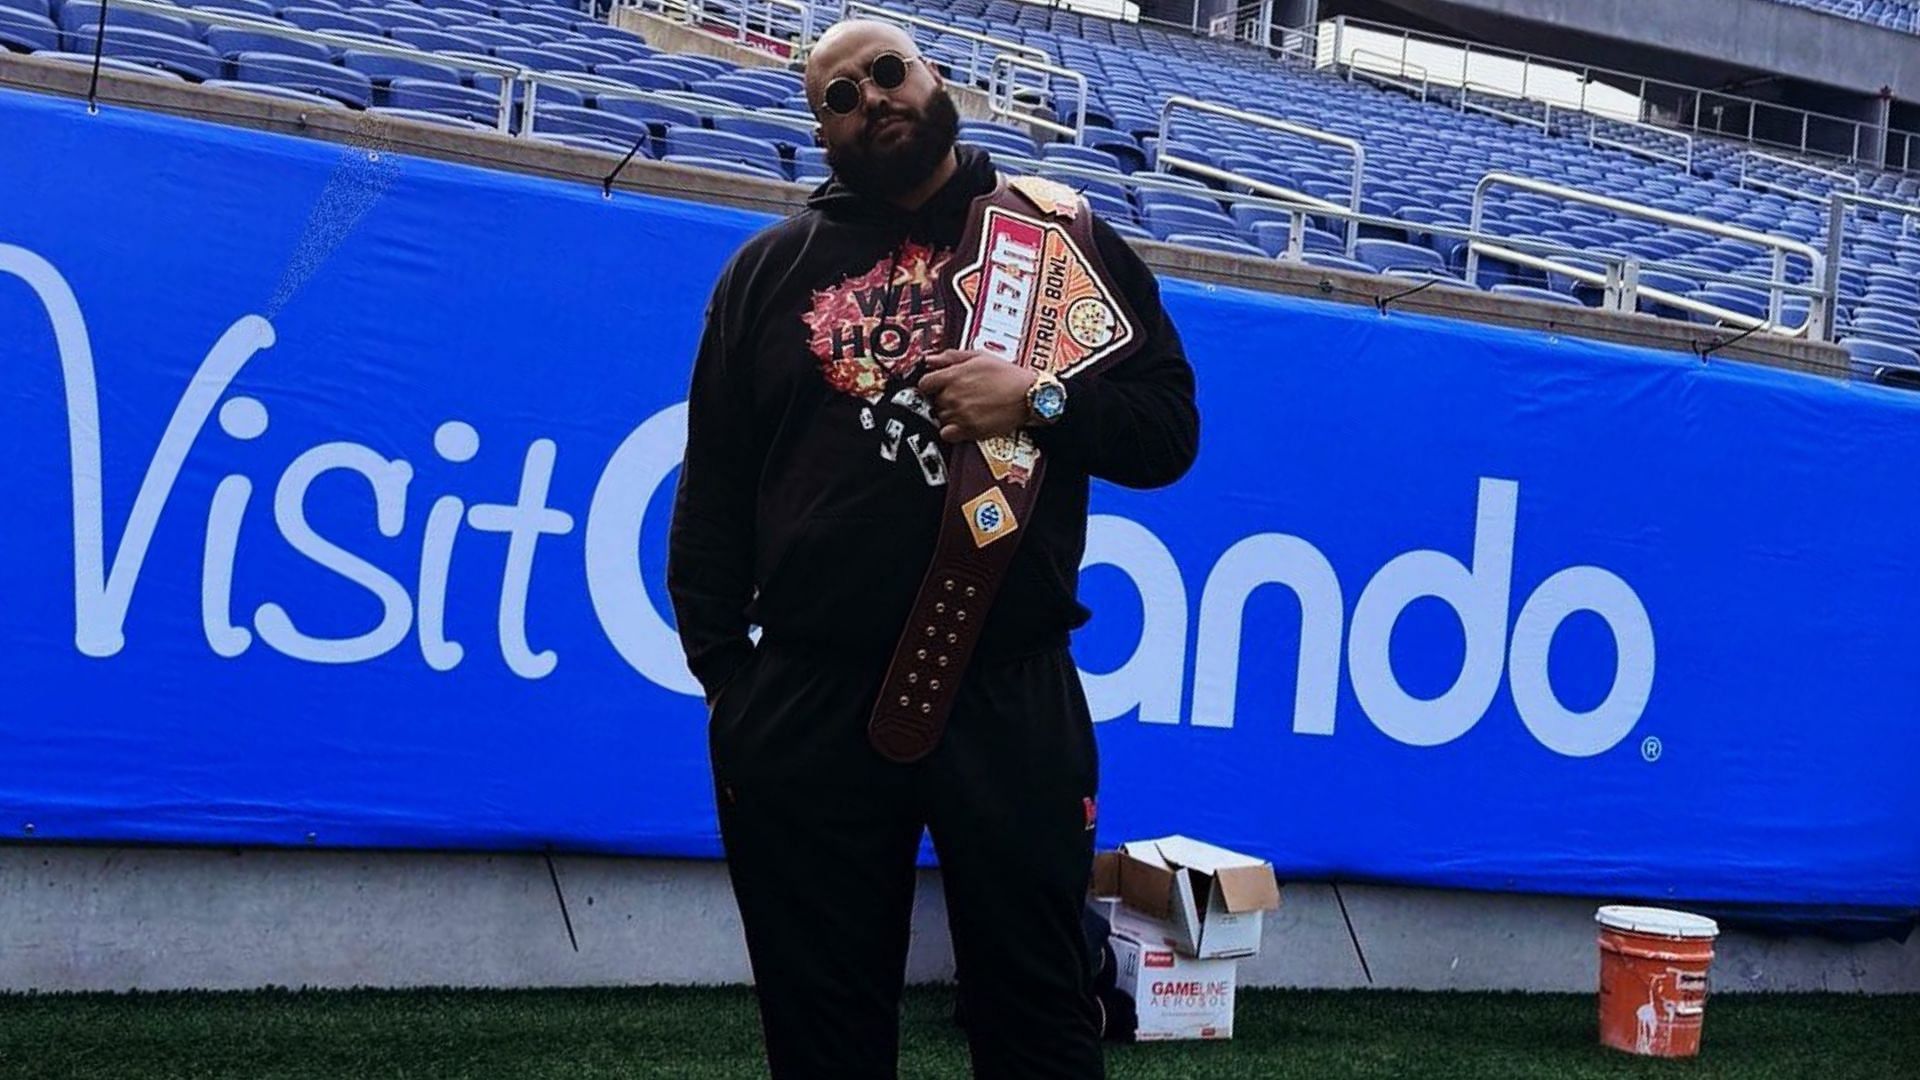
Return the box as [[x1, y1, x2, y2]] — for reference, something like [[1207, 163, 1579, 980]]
[[3, 89, 1917, 913]]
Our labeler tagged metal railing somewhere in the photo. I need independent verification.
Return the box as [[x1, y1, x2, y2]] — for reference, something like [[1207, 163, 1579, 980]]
[[1470, 172, 1828, 338], [1156, 96, 1366, 253], [1453, 81, 1550, 132], [1578, 113, 1695, 173], [999, 153, 1831, 340], [1738, 150, 1862, 202], [1346, 49, 1427, 102], [843, 2, 1049, 93], [103, 0, 521, 130], [519, 69, 817, 142], [1823, 192, 1920, 331], [988, 54, 1087, 144], [707, 0, 818, 60], [103, 0, 820, 148], [1324, 13, 1919, 172]]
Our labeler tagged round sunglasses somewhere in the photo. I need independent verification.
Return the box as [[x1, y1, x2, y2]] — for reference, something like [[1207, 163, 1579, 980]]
[[818, 51, 923, 117]]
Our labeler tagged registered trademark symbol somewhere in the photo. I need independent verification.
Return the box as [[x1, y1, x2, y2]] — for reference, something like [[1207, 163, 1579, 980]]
[[1641, 736, 1663, 763]]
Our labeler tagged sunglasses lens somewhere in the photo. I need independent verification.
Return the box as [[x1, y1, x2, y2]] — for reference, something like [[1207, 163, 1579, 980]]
[[871, 52, 908, 89], [823, 78, 861, 115]]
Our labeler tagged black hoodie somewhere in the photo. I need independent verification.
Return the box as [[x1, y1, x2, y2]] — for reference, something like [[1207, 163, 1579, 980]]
[[667, 146, 1199, 701]]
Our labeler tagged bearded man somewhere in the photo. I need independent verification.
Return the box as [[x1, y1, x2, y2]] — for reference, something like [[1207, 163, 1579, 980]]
[[667, 19, 1199, 1078]]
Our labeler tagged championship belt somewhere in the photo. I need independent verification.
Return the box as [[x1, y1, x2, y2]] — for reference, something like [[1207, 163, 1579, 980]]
[[867, 175, 1144, 763]]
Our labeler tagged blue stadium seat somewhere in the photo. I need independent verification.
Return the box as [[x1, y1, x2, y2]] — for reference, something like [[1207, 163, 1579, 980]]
[[201, 78, 344, 108], [712, 112, 816, 148], [531, 103, 650, 147], [74, 24, 220, 80], [532, 129, 631, 154], [1300, 252, 1378, 274], [1165, 233, 1267, 258], [593, 93, 701, 131], [468, 72, 583, 108], [540, 41, 626, 68], [204, 30, 330, 66], [344, 6, 438, 31], [276, 6, 383, 37], [372, 106, 491, 131], [592, 62, 684, 91], [1354, 239, 1449, 276], [1141, 204, 1239, 242], [494, 44, 586, 73], [232, 50, 373, 107], [387, 27, 486, 55], [0, 7, 57, 52], [662, 128, 787, 178], [1250, 221, 1345, 258], [1841, 337, 1920, 371], [688, 79, 784, 109], [386, 76, 502, 122], [1137, 187, 1223, 217], [342, 49, 461, 91], [179, 0, 276, 12], [57, 3, 192, 47], [661, 153, 790, 182], [451, 26, 537, 52]]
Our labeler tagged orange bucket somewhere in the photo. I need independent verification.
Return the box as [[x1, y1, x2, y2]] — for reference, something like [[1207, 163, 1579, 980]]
[[1595, 905, 1720, 1058]]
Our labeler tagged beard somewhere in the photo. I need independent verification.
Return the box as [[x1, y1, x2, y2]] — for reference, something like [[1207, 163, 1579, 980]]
[[825, 86, 961, 199]]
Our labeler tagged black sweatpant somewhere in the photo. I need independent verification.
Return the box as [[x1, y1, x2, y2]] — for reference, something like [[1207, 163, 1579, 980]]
[[707, 639, 1104, 1080]]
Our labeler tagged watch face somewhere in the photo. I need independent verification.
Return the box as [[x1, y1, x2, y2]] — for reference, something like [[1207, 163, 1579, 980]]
[[1034, 383, 1067, 420]]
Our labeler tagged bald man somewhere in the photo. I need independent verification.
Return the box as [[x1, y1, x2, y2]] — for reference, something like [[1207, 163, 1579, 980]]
[[667, 20, 1198, 1078]]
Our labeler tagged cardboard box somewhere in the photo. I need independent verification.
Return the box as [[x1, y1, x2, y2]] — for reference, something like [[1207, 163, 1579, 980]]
[[1110, 934, 1238, 1041], [1094, 836, 1281, 959]]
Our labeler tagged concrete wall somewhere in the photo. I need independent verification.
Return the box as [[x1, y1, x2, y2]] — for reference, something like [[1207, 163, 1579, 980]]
[[1355, 0, 1920, 103], [3, 845, 1914, 993]]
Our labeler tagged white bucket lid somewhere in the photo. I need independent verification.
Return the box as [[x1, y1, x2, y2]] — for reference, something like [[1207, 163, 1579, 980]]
[[1596, 905, 1720, 939]]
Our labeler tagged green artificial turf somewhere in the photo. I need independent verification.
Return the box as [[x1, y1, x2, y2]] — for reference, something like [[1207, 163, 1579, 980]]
[[0, 986, 1912, 1079]]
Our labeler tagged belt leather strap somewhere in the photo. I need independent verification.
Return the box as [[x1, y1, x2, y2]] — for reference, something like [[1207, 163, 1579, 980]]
[[867, 175, 1145, 763]]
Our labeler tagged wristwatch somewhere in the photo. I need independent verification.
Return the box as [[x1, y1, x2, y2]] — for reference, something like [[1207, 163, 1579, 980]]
[[1026, 371, 1068, 426]]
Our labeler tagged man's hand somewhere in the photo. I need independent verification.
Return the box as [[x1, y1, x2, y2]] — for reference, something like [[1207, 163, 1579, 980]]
[[918, 350, 1036, 443]]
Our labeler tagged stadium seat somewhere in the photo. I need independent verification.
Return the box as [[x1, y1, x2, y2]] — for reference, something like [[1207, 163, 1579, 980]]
[[1250, 221, 1345, 258], [232, 50, 373, 107], [387, 76, 503, 123], [204, 30, 330, 66], [0, 7, 57, 52], [200, 78, 344, 108], [494, 44, 586, 73], [1140, 202, 1239, 239], [1354, 239, 1450, 276], [1165, 233, 1267, 258], [1841, 337, 1920, 372], [26, 48, 185, 78], [275, 6, 384, 38], [661, 153, 790, 182], [56, 3, 193, 49], [590, 93, 698, 129], [592, 62, 685, 91], [74, 24, 221, 80], [712, 112, 817, 148], [343, 50, 462, 93], [661, 128, 788, 178], [387, 27, 486, 55], [531, 103, 650, 148], [370, 106, 489, 132]]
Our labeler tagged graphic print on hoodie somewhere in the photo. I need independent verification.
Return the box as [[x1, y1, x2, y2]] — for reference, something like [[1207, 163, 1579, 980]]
[[667, 146, 1200, 701], [801, 238, 954, 488]]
